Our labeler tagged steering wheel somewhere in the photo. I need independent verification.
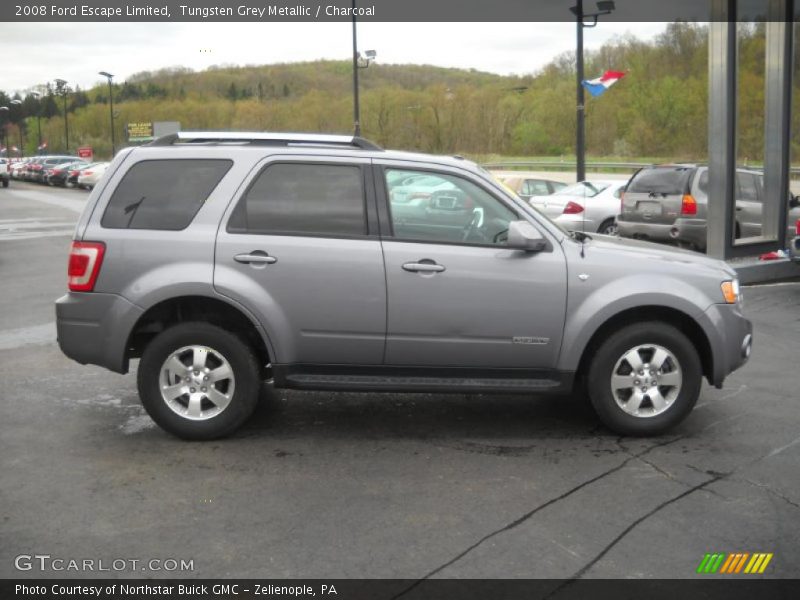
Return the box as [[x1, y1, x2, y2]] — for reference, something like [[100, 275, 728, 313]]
[[462, 209, 483, 241]]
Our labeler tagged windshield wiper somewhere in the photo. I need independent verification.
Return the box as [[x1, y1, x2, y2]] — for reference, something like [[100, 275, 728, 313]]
[[124, 196, 146, 227]]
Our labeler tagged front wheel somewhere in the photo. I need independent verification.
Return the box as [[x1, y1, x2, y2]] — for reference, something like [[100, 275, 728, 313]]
[[137, 322, 261, 440], [586, 322, 702, 436]]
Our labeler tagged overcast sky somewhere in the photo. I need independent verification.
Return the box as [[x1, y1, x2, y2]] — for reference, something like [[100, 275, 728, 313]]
[[4, 21, 667, 94]]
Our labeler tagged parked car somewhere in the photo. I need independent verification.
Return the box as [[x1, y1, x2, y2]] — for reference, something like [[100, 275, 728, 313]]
[[618, 164, 798, 251], [555, 181, 626, 235], [77, 162, 110, 189], [9, 157, 33, 180], [56, 131, 752, 440], [29, 156, 80, 184], [502, 176, 567, 200], [789, 215, 800, 263], [47, 161, 89, 187], [528, 180, 624, 235]]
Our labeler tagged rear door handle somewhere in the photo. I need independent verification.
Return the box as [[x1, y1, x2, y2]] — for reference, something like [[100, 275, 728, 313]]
[[234, 252, 277, 265], [402, 262, 445, 273]]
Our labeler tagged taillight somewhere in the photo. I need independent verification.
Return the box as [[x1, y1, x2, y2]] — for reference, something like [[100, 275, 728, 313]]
[[68, 241, 105, 292], [795, 218, 800, 236], [681, 194, 697, 215], [563, 201, 584, 214], [82, 170, 93, 176]]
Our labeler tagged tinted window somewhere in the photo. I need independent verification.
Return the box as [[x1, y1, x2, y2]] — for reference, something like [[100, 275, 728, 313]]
[[737, 172, 760, 202], [627, 167, 693, 195], [228, 163, 365, 236], [385, 168, 518, 246], [102, 159, 231, 230]]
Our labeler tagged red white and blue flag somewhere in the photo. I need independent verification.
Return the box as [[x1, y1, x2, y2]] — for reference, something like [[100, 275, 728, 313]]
[[582, 70, 626, 97]]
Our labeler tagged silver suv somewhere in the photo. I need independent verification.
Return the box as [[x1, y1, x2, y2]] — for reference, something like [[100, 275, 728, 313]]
[[56, 132, 752, 440], [618, 164, 800, 251]]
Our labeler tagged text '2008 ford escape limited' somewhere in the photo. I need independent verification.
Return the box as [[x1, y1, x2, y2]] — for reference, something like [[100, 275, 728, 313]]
[[55, 132, 752, 440]]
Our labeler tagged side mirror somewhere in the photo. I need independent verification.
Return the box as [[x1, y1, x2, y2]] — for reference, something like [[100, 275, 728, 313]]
[[789, 195, 800, 209], [507, 220, 547, 252]]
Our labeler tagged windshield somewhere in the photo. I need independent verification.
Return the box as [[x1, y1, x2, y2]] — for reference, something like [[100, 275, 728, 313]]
[[554, 182, 608, 197]]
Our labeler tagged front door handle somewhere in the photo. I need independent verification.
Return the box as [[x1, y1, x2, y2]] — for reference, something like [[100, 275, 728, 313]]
[[234, 252, 277, 265], [402, 261, 445, 273]]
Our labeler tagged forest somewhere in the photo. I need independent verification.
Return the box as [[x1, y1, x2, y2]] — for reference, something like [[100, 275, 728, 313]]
[[1, 22, 796, 162]]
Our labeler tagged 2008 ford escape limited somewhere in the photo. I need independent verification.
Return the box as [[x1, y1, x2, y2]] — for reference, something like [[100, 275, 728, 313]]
[[56, 132, 753, 440]]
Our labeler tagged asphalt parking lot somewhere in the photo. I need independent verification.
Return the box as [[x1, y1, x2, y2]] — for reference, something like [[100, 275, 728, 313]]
[[1, 182, 799, 581]]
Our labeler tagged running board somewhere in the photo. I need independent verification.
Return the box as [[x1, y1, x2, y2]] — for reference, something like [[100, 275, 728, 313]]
[[278, 370, 572, 394]]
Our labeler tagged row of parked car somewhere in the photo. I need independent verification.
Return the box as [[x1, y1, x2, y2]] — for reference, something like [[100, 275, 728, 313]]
[[499, 164, 800, 256], [4, 155, 110, 190]]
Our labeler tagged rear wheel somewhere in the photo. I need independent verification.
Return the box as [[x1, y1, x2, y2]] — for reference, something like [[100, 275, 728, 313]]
[[137, 322, 261, 440], [586, 322, 702, 436], [597, 218, 617, 235]]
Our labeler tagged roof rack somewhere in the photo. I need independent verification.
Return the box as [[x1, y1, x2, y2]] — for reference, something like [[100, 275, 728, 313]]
[[149, 131, 383, 151]]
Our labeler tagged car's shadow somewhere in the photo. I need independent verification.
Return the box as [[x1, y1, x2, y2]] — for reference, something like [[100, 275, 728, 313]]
[[234, 386, 607, 445]]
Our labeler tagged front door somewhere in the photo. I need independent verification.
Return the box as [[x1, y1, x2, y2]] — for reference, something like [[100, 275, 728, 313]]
[[377, 164, 567, 369]]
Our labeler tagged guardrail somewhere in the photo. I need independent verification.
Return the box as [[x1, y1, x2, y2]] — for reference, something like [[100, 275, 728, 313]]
[[481, 160, 800, 176]]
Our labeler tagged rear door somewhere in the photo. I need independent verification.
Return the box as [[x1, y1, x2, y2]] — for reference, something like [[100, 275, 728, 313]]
[[376, 163, 567, 369], [214, 156, 386, 366], [621, 166, 694, 225]]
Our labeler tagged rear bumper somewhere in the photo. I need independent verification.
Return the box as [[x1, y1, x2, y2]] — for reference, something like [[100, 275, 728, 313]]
[[617, 220, 674, 242], [671, 218, 707, 250], [703, 302, 753, 386], [55, 292, 143, 374]]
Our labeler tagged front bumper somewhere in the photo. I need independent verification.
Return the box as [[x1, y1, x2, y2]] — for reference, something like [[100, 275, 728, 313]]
[[55, 292, 144, 374], [703, 302, 753, 386]]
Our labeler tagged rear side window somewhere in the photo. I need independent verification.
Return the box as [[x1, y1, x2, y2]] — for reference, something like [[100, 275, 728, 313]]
[[101, 159, 232, 230], [737, 172, 760, 202], [627, 167, 693, 195], [227, 163, 366, 237]]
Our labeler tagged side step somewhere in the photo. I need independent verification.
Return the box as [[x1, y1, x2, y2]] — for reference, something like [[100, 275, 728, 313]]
[[282, 373, 567, 394]]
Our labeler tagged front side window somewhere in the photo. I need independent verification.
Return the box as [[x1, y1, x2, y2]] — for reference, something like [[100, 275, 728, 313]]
[[102, 159, 232, 230], [228, 163, 366, 237], [385, 168, 518, 245]]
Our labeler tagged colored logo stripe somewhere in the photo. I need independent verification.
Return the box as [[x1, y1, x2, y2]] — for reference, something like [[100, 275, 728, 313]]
[[697, 552, 773, 574]]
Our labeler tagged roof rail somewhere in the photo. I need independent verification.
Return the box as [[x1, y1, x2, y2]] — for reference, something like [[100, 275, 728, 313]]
[[149, 131, 382, 151]]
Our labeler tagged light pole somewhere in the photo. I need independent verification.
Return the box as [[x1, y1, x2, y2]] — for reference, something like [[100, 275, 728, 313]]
[[31, 91, 43, 152], [10, 99, 23, 158], [54, 78, 70, 154], [571, 0, 615, 182], [350, 0, 376, 137], [99, 71, 116, 156]]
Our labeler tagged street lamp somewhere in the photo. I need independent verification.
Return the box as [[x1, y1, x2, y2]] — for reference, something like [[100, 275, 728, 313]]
[[350, 0, 376, 137], [99, 71, 116, 157], [54, 78, 70, 154], [10, 99, 23, 158], [570, 0, 615, 182]]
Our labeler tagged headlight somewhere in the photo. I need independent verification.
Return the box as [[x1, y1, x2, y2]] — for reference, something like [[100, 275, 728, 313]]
[[721, 279, 741, 304]]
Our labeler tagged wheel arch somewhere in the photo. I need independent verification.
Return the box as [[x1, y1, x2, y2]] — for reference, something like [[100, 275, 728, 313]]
[[573, 305, 714, 386], [125, 295, 273, 375]]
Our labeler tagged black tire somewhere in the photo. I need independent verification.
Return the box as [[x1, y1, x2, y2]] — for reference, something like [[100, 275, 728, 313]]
[[1, 179, 8, 188], [137, 322, 261, 440], [586, 321, 702, 436], [597, 218, 617, 235]]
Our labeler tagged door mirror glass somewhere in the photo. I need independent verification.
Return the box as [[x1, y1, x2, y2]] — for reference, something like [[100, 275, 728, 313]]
[[507, 220, 547, 252]]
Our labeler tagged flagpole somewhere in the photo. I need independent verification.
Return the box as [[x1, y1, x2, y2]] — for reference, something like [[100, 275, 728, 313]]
[[576, 0, 585, 182]]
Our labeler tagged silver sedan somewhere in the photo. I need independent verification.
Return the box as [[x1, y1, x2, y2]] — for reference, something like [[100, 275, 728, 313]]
[[529, 180, 626, 235]]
